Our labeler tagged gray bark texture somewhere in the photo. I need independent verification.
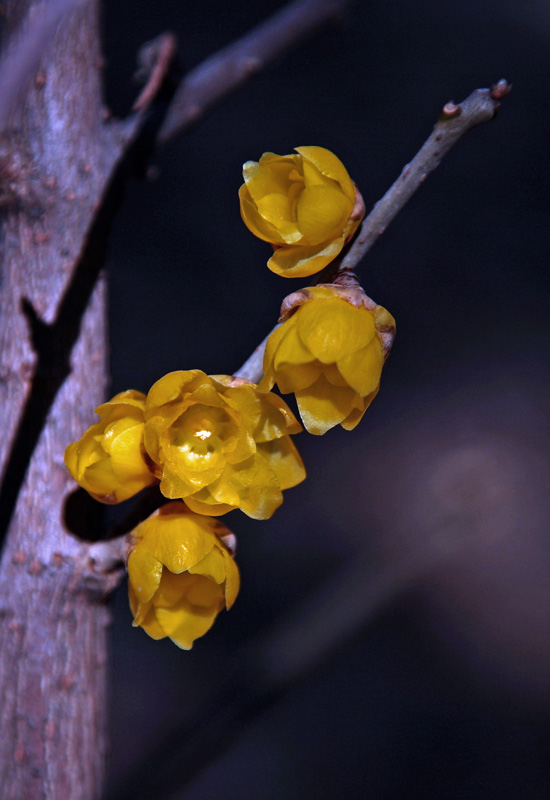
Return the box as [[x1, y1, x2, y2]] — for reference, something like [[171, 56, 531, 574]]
[[0, 1, 127, 796]]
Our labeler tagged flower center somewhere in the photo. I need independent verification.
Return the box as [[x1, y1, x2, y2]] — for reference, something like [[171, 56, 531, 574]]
[[168, 405, 236, 471]]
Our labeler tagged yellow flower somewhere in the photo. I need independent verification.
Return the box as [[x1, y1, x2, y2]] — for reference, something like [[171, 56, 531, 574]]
[[143, 371, 305, 519], [260, 285, 396, 435], [128, 502, 240, 650], [239, 146, 364, 278], [65, 390, 157, 503]]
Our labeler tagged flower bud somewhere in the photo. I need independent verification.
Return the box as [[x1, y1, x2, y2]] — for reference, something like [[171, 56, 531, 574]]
[[127, 502, 239, 650], [143, 370, 306, 519], [65, 390, 157, 503], [239, 146, 364, 278], [260, 284, 395, 435]]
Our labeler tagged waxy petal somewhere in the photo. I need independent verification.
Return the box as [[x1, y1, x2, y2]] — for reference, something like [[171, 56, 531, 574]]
[[188, 547, 226, 584], [256, 193, 302, 243], [296, 146, 356, 201], [295, 374, 357, 435], [146, 370, 206, 411], [128, 546, 163, 605], [337, 339, 383, 396], [127, 502, 240, 649], [297, 185, 352, 246], [341, 388, 379, 431], [239, 185, 287, 244], [223, 552, 240, 609], [257, 437, 306, 490], [241, 147, 359, 276], [297, 297, 374, 363], [156, 605, 219, 650], [65, 393, 157, 504], [211, 455, 282, 520], [267, 237, 344, 278]]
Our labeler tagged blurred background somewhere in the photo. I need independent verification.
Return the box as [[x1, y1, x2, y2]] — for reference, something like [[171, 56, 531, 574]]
[[100, 0, 550, 797]]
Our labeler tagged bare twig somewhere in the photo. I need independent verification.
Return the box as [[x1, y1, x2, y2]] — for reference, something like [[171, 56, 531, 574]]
[[232, 82, 510, 384], [233, 329, 274, 383], [158, 0, 355, 143], [0, 0, 85, 132], [132, 32, 178, 112], [339, 81, 511, 272]]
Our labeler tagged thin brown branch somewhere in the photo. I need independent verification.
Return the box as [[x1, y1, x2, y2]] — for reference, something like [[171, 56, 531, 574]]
[[232, 81, 510, 385], [158, 0, 355, 143], [340, 80, 511, 272], [132, 32, 178, 112]]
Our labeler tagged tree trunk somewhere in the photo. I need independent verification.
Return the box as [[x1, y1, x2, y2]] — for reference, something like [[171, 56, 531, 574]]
[[0, 1, 125, 796]]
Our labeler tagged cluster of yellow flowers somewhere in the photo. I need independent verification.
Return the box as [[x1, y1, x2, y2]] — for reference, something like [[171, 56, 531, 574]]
[[66, 146, 394, 649]]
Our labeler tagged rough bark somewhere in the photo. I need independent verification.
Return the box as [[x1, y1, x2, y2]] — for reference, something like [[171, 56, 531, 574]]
[[0, 1, 125, 796]]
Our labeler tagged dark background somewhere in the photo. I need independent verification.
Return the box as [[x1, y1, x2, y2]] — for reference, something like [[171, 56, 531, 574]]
[[101, 1, 550, 798]]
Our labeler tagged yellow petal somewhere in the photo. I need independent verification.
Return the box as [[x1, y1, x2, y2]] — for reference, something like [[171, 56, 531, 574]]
[[295, 373, 357, 435], [186, 382, 227, 408], [64, 439, 80, 472], [255, 193, 301, 243], [337, 338, 383, 396], [223, 383, 300, 443], [104, 420, 150, 477], [223, 552, 240, 609], [131, 596, 167, 640], [127, 545, 163, 605], [133, 503, 215, 574], [83, 459, 141, 504], [299, 157, 327, 188], [257, 437, 306, 490], [95, 389, 147, 416], [296, 185, 352, 245], [156, 604, 219, 650], [322, 363, 349, 387], [267, 237, 344, 278], [297, 298, 374, 363], [65, 427, 102, 479], [210, 455, 282, 520], [263, 321, 320, 397], [276, 362, 322, 395], [146, 370, 206, 411], [243, 155, 296, 199], [260, 321, 293, 391], [374, 304, 396, 332], [188, 547, 227, 584], [272, 323, 314, 370], [239, 185, 287, 244], [185, 577, 225, 611], [157, 467, 205, 499], [261, 392, 303, 436], [341, 388, 379, 430], [183, 492, 236, 516], [152, 569, 192, 607], [296, 146, 356, 202]]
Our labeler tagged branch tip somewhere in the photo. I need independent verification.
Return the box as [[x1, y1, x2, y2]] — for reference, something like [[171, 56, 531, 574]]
[[132, 32, 178, 113], [491, 78, 511, 100], [338, 81, 510, 274]]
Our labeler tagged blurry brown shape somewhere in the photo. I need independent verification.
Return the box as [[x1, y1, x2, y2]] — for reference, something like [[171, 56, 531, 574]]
[[355, 370, 550, 702]]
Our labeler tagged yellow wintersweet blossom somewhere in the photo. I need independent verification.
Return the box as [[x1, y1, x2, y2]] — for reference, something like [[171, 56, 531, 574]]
[[239, 146, 364, 278], [128, 502, 240, 650], [260, 285, 396, 435], [143, 370, 305, 520], [65, 390, 157, 503]]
